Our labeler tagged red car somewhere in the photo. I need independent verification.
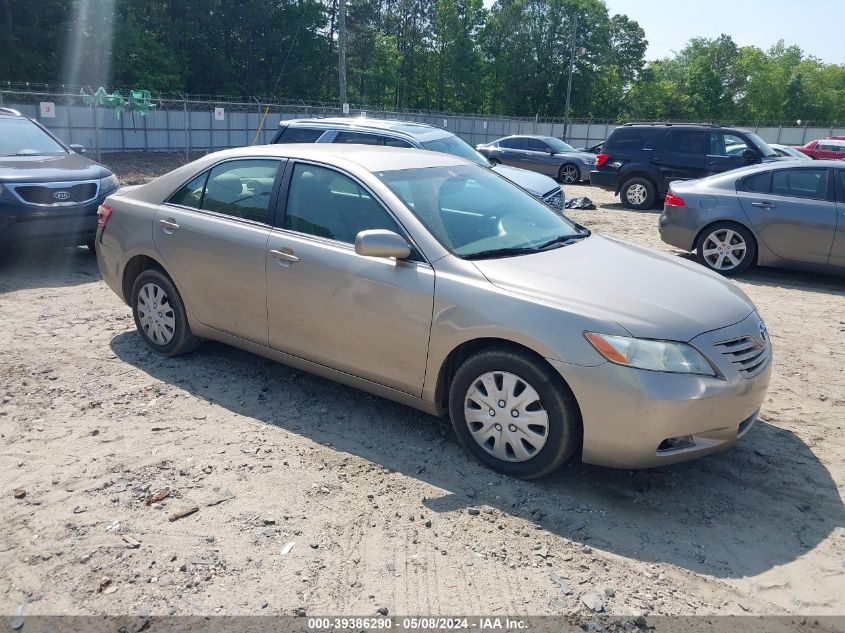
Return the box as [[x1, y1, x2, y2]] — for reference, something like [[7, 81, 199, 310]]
[[794, 139, 845, 159]]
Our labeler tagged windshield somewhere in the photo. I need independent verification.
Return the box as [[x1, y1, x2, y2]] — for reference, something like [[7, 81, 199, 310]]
[[545, 138, 576, 153], [0, 118, 67, 156], [746, 132, 778, 158], [420, 135, 490, 167], [376, 164, 582, 258]]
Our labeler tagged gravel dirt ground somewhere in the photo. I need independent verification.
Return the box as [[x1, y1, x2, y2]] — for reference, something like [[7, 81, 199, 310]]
[[1, 154, 844, 625]]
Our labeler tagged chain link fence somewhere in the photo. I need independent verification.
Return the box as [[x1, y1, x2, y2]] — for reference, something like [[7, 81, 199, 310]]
[[3, 87, 845, 162]]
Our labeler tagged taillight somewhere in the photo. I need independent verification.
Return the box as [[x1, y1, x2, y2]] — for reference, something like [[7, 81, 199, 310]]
[[595, 153, 609, 167], [664, 192, 686, 207], [97, 204, 113, 228]]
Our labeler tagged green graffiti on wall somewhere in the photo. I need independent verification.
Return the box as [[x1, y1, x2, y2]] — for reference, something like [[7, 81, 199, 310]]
[[81, 87, 158, 118]]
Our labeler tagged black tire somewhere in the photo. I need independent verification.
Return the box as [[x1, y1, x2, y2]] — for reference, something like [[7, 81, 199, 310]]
[[695, 221, 757, 276], [558, 163, 580, 184], [620, 177, 657, 210], [131, 269, 200, 356], [448, 348, 581, 479]]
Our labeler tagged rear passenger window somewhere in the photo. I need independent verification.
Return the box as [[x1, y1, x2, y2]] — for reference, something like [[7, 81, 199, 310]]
[[201, 159, 280, 223], [276, 127, 325, 143], [743, 172, 771, 193], [605, 128, 654, 150], [334, 132, 382, 145], [284, 163, 402, 243], [168, 172, 208, 209], [500, 138, 526, 150], [664, 130, 708, 155], [771, 169, 829, 201]]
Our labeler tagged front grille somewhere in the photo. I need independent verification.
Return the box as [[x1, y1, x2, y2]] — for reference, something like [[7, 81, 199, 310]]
[[714, 336, 769, 377], [12, 182, 98, 205], [543, 189, 564, 210]]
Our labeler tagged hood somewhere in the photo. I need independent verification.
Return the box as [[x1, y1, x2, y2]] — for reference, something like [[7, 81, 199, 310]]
[[491, 163, 560, 197], [0, 153, 112, 183], [471, 234, 755, 342]]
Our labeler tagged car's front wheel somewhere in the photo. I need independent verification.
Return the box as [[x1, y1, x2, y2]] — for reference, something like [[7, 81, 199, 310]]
[[131, 269, 200, 356], [620, 177, 657, 210], [448, 348, 580, 479], [558, 163, 580, 184], [696, 222, 757, 275]]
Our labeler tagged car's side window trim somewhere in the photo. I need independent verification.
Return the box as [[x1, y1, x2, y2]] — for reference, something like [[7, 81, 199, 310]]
[[163, 157, 287, 227], [835, 170, 845, 203], [274, 159, 430, 265]]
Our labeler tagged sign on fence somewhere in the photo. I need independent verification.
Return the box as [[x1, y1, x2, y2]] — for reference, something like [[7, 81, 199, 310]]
[[39, 102, 55, 118], [214, 107, 225, 121]]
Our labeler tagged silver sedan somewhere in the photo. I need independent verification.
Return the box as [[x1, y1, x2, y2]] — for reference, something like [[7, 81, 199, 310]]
[[97, 144, 771, 478], [659, 160, 845, 275]]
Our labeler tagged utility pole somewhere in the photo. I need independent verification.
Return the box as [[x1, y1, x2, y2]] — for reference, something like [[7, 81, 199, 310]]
[[562, 12, 578, 141], [338, 0, 348, 115]]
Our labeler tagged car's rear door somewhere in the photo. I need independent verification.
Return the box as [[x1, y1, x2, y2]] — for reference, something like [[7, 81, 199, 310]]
[[829, 168, 845, 268], [264, 161, 434, 396], [651, 129, 710, 191], [737, 166, 837, 265], [496, 137, 528, 168], [153, 158, 284, 345]]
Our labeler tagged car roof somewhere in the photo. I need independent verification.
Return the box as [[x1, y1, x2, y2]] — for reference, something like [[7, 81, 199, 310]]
[[280, 117, 450, 141], [615, 122, 752, 133], [197, 143, 467, 173]]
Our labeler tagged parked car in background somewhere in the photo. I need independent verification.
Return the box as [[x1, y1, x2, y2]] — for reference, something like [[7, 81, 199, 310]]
[[96, 144, 771, 477], [659, 160, 845, 276], [769, 143, 813, 160], [794, 139, 845, 160], [270, 117, 564, 210], [475, 135, 595, 184], [590, 123, 780, 210], [0, 107, 119, 251]]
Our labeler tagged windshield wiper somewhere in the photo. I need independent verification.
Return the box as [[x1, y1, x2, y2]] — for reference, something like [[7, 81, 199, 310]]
[[462, 247, 540, 260], [537, 231, 591, 250]]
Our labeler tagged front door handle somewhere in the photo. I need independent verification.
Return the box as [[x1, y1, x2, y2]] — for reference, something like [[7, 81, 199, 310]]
[[269, 248, 300, 263], [751, 201, 775, 209], [159, 218, 180, 232]]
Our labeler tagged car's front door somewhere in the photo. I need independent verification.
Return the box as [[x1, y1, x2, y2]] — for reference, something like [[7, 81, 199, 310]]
[[520, 138, 558, 177], [737, 167, 837, 265], [707, 132, 756, 174], [153, 158, 284, 345], [652, 130, 710, 191], [829, 169, 845, 268], [265, 162, 435, 396]]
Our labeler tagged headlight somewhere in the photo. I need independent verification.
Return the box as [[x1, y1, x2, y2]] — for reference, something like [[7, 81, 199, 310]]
[[585, 332, 715, 376], [100, 174, 120, 194]]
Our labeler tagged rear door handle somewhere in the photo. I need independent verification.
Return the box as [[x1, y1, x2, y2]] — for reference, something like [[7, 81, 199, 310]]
[[269, 248, 300, 263], [751, 201, 775, 209], [159, 218, 180, 231]]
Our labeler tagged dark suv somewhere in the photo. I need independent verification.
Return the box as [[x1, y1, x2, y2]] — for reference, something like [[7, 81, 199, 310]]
[[0, 108, 119, 250], [590, 123, 780, 209]]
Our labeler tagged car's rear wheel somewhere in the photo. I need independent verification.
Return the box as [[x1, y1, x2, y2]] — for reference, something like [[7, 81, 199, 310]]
[[448, 348, 580, 479], [131, 269, 200, 356], [620, 177, 657, 210], [558, 163, 580, 184], [696, 222, 757, 275]]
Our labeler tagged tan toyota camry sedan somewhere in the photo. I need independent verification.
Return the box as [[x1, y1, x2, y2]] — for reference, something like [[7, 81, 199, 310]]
[[96, 144, 772, 479]]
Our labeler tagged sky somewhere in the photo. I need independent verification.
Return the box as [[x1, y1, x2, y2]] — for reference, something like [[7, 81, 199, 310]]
[[602, 0, 845, 64]]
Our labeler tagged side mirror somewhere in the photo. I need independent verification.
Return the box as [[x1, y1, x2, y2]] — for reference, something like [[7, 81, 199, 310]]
[[355, 229, 412, 259], [741, 148, 757, 162], [69, 144, 86, 154]]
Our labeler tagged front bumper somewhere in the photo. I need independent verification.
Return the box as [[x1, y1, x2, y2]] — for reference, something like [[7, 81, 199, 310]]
[[0, 196, 108, 246], [550, 312, 772, 468], [658, 203, 700, 251]]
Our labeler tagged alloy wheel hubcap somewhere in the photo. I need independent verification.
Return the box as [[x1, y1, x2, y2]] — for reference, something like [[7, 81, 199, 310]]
[[702, 229, 746, 270], [627, 184, 647, 205], [463, 371, 549, 463], [562, 165, 578, 183], [137, 282, 176, 345]]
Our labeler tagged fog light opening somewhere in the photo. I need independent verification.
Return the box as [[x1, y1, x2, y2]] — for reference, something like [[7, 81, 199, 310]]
[[657, 435, 695, 452]]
